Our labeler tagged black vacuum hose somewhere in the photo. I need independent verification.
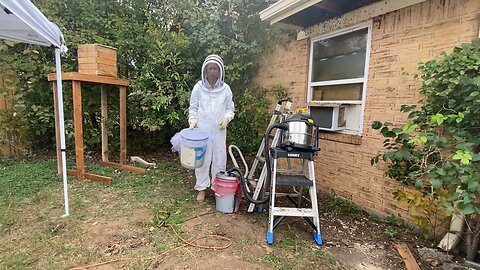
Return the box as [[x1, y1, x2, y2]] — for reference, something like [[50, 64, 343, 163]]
[[228, 166, 268, 204], [229, 123, 287, 205], [263, 123, 288, 204]]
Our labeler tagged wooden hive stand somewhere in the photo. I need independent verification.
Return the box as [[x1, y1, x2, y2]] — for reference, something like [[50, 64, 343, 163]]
[[48, 44, 146, 184]]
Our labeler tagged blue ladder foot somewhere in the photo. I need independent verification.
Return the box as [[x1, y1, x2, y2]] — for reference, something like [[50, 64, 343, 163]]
[[257, 207, 263, 213], [266, 232, 274, 245], [314, 232, 323, 246]]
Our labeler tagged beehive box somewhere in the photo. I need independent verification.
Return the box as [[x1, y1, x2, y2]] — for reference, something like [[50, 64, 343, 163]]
[[78, 44, 117, 77]]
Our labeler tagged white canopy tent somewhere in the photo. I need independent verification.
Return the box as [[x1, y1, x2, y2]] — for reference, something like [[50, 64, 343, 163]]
[[0, 0, 69, 216]]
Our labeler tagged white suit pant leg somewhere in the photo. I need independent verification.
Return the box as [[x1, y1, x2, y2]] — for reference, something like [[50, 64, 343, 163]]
[[194, 138, 213, 191], [210, 131, 227, 185]]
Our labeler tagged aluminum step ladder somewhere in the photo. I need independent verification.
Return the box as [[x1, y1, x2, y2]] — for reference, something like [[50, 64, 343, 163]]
[[266, 147, 322, 246], [247, 99, 292, 213]]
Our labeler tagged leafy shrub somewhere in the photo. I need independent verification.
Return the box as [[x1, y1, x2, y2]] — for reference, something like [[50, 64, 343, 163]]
[[227, 85, 271, 156], [372, 38, 480, 259]]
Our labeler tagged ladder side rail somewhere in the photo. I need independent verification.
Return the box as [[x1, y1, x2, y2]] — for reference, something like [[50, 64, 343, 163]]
[[266, 158, 279, 244], [247, 102, 282, 181], [248, 99, 292, 212], [247, 127, 283, 212], [308, 158, 322, 244]]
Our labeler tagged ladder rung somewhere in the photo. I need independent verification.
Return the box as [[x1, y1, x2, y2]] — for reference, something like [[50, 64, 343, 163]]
[[274, 192, 301, 197], [276, 174, 312, 187], [272, 207, 316, 217], [256, 156, 265, 162], [276, 169, 304, 175]]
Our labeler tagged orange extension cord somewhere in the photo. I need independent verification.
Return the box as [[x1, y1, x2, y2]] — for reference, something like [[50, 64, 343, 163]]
[[69, 212, 232, 270]]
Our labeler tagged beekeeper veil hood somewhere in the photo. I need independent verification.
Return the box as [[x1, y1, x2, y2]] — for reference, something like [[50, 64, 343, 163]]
[[201, 54, 225, 88]]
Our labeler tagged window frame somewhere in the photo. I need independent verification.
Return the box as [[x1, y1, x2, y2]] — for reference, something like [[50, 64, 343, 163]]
[[307, 21, 372, 135]]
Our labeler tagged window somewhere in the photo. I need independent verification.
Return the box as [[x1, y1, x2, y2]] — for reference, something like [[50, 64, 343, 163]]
[[307, 23, 371, 135]]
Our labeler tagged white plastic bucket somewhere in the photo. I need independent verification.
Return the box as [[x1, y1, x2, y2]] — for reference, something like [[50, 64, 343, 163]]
[[180, 144, 206, 169], [179, 128, 208, 169]]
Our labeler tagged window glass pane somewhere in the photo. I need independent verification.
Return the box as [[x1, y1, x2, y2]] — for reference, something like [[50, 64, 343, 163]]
[[311, 28, 367, 82], [312, 83, 363, 101]]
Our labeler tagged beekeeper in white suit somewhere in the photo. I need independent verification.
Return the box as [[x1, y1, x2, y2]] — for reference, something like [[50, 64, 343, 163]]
[[188, 54, 235, 202]]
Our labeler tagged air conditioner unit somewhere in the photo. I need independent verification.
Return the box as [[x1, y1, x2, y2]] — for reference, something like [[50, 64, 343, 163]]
[[310, 105, 346, 131]]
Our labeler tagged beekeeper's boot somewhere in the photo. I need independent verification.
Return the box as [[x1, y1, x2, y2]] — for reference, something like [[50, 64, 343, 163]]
[[196, 190, 206, 202]]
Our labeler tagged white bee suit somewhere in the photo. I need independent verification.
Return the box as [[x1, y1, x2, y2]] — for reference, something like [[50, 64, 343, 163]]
[[188, 55, 235, 191]]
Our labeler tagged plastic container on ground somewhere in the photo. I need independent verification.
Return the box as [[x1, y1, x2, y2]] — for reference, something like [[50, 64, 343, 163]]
[[213, 172, 240, 213]]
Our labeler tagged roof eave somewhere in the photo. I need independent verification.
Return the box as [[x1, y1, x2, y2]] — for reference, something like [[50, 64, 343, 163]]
[[259, 0, 322, 25]]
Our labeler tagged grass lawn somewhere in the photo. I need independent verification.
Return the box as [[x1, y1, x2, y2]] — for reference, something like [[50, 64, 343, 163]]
[[0, 158, 343, 270]]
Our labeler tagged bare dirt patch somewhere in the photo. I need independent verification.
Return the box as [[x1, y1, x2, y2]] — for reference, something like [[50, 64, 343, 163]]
[[0, 154, 458, 270], [81, 210, 151, 256], [125, 150, 446, 270], [134, 192, 431, 270]]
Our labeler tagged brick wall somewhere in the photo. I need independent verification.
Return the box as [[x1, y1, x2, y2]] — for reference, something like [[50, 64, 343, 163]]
[[253, 0, 480, 222], [252, 40, 310, 109]]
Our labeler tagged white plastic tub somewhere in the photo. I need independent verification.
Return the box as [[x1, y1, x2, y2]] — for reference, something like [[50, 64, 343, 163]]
[[175, 128, 208, 169], [180, 144, 206, 169]]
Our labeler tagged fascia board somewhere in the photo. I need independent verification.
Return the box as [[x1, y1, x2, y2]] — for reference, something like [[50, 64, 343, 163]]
[[260, 0, 323, 25], [302, 0, 428, 39]]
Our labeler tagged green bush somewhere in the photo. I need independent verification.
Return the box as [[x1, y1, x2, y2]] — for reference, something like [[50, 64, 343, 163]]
[[227, 83, 289, 156], [372, 38, 480, 259]]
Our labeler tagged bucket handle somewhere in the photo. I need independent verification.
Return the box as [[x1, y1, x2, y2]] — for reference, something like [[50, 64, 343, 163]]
[[194, 147, 206, 160]]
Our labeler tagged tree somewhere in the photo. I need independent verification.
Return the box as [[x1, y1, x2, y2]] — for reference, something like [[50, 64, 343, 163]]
[[0, 0, 291, 155]]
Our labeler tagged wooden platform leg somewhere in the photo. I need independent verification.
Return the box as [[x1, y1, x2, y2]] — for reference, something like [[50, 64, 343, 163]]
[[72, 80, 85, 179], [119, 86, 127, 164], [101, 84, 109, 162], [53, 83, 62, 175]]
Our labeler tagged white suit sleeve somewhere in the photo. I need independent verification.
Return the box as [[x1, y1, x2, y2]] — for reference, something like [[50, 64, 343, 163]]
[[188, 84, 200, 122], [223, 86, 235, 121]]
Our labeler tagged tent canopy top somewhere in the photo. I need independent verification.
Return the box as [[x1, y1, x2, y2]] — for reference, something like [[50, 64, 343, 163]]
[[0, 0, 66, 51]]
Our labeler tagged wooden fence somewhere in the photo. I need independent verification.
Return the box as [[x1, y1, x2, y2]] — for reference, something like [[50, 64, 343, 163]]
[[0, 76, 21, 156]]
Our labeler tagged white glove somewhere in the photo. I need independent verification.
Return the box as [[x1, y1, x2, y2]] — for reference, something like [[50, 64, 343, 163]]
[[189, 118, 197, 129], [219, 118, 230, 130]]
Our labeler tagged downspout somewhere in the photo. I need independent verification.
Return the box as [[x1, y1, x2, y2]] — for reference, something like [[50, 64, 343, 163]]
[[438, 214, 465, 251]]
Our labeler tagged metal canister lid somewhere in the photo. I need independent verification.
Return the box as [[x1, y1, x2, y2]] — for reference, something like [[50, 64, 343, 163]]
[[286, 113, 315, 125]]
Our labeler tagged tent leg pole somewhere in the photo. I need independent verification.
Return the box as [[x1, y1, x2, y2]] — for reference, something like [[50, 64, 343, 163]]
[[52, 83, 61, 175], [55, 48, 69, 217]]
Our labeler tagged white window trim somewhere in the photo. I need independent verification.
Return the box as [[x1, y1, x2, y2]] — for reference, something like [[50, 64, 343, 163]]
[[310, 78, 364, 87], [307, 21, 372, 136]]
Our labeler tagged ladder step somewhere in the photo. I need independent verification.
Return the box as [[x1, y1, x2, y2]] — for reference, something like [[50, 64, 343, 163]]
[[256, 156, 265, 162], [274, 192, 301, 197], [276, 174, 312, 187], [276, 169, 304, 175], [272, 207, 316, 217]]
